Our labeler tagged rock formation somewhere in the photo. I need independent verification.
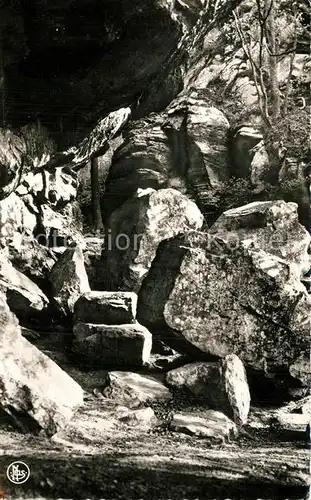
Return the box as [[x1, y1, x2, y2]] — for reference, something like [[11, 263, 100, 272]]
[[0, 1, 309, 493], [100, 188, 204, 291], [0, 293, 83, 436], [138, 229, 310, 383], [166, 354, 250, 425]]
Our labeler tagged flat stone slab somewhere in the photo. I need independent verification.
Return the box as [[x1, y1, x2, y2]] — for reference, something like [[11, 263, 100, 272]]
[[73, 322, 152, 367], [103, 371, 172, 406], [74, 291, 137, 324], [169, 411, 237, 441]]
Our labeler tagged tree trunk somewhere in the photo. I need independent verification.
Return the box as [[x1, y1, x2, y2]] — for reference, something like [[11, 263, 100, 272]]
[[265, 0, 281, 121], [91, 157, 104, 233]]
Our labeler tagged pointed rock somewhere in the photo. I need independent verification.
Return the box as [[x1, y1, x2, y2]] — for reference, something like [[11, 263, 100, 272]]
[[49, 244, 90, 315]]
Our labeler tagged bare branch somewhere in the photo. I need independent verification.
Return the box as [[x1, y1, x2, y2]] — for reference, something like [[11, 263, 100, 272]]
[[233, 9, 272, 126], [282, 16, 298, 116]]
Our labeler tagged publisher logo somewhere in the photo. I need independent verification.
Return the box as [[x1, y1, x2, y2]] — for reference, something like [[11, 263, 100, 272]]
[[6, 462, 30, 485]]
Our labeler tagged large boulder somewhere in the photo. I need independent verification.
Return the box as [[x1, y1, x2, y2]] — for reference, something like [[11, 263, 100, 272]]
[[166, 355, 250, 426], [0, 129, 25, 199], [100, 188, 204, 291], [73, 322, 152, 367], [74, 291, 137, 325], [49, 245, 90, 316], [0, 254, 49, 324], [169, 411, 237, 441], [8, 239, 56, 288], [210, 201, 310, 277], [0, 293, 83, 435], [103, 371, 172, 407], [138, 230, 310, 383]]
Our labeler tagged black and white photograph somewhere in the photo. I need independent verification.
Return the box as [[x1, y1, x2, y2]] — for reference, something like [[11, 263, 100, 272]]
[[0, 0, 310, 498]]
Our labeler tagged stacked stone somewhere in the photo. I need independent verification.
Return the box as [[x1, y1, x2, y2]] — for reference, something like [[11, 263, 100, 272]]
[[73, 291, 152, 368]]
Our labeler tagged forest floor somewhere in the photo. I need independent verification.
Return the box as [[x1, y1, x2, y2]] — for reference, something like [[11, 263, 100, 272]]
[[0, 340, 309, 500]]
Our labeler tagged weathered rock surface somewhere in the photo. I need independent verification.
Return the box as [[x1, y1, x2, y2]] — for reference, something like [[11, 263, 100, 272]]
[[103, 90, 230, 222], [74, 291, 137, 325], [49, 245, 90, 316], [0, 193, 36, 247], [0, 293, 83, 435], [103, 371, 172, 407], [102, 118, 175, 217], [276, 396, 311, 417], [210, 201, 310, 277], [166, 354, 250, 425], [231, 126, 263, 178], [73, 322, 152, 367], [138, 230, 310, 382], [101, 188, 204, 291], [37, 203, 84, 247], [231, 126, 273, 191], [168, 90, 230, 217], [83, 237, 104, 289], [0, 255, 49, 322], [0, 129, 25, 199], [116, 406, 157, 429], [45, 107, 131, 171], [169, 411, 237, 441], [289, 357, 311, 389], [8, 239, 56, 287], [0, 193, 56, 283], [17, 165, 78, 208]]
